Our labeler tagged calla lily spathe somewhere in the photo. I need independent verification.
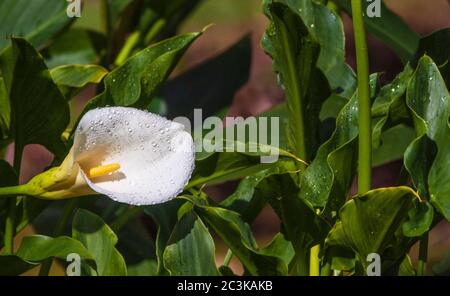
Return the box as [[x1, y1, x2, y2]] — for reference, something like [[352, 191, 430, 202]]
[[5, 107, 195, 205]]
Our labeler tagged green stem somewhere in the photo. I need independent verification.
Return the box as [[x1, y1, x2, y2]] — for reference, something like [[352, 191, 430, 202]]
[[110, 206, 142, 233], [114, 31, 141, 66], [351, 0, 372, 194], [39, 200, 78, 276], [417, 232, 429, 276], [223, 249, 233, 267], [0, 185, 28, 197], [3, 147, 23, 254], [101, 0, 111, 36], [144, 19, 167, 45], [309, 209, 321, 276]]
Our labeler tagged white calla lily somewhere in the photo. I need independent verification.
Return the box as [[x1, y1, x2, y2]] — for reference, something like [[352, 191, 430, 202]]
[[1, 107, 195, 205]]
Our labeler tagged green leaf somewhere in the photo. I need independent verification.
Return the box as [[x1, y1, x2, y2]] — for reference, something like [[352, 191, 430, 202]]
[[77, 32, 202, 117], [266, 174, 330, 275], [402, 200, 434, 237], [263, 1, 331, 161], [161, 35, 251, 120], [143, 199, 184, 275], [413, 28, 450, 88], [220, 160, 296, 222], [372, 64, 414, 148], [72, 209, 127, 276], [404, 56, 450, 220], [335, 0, 419, 63], [50, 64, 108, 98], [0, 0, 72, 52], [190, 152, 275, 189], [372, 124, 415, 167], [44, 29, 106, 68], [0, 38, 69, 158], [280, 0, 356, 97], [326, 186, 420, 272], [260, 232, 295, 267], [163, 211, 219, 275], [16, 235, 95, 264], [0, 234, 95, 275], [299, 74, 380, 212], [185, 197, 288, 275]]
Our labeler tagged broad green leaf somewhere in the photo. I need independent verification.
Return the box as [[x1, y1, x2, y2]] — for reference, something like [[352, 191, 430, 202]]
[[185, 196, 288, 275], [16, 235, 95, 264], [163, 211, 219, 275], [280, 0, 356, 97], [372, 64, 414, 148], [0, 234, 95, 275], [260, 232, 295, 267], [143, 199, 184, 275], [0, 0, 72, 52], [263, 1, 331, 161], [161, 35, 251, 120], [72, 209, 127, 276], [413, 28, 450, 88], [326, 187, 420, 272], [266, 174, 330, 275], [402, 200, 434, 237], [372, 124, 415, 167], [50, 65, 108, 98], [0, 38, 69, 159], [77, 32, 202, 119], [404, 56, 450, 220], [190, 151, 284, 189], [335, 0, 419, 63], [298, 74, 380, 213], [220, 160, 296, 222], [44, 29, 106, 68]]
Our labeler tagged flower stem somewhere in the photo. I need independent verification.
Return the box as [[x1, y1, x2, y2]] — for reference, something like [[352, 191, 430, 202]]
[[417, 232, 429, 276], [223, 249, 233, 267], [3, 147, 23, 254], [100, 0, 111, 36], [114, 31, 141, 66], [0, 185, 27, 197], [351, 0, 372, 194], [309, 209, 321, 276]]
